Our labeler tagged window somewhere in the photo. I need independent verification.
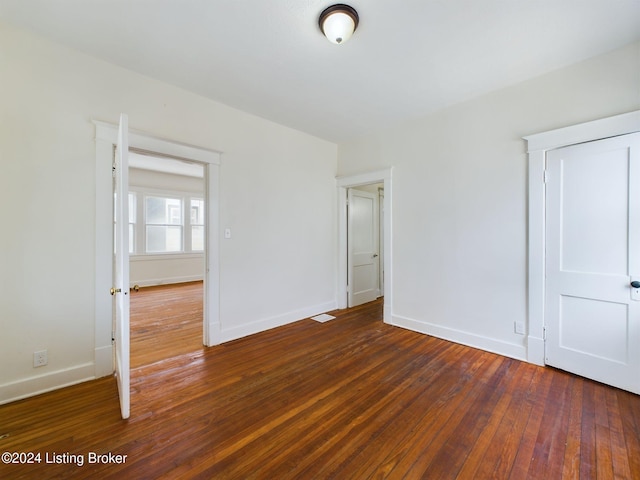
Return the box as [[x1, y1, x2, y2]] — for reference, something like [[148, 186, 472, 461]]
[[191, 199, 205, 251], [145, 195, 183, 253], [126, 189, 205, 255]]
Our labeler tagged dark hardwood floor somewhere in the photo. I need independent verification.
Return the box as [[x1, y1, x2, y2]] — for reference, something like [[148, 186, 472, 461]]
[[1, 285, 639, 479]]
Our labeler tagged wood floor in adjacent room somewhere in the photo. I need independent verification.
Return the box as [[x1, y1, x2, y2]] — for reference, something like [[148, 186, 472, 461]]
[[129, 281, 204, 369], [1, 284, 639, 479]]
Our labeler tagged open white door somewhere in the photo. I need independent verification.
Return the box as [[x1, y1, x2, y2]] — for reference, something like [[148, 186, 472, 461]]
[[545, 133, 640, 394], [113, 114, 130, 419], [348, 188, 379, 307]]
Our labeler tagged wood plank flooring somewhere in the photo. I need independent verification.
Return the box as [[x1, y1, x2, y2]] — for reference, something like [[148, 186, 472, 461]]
[[130, 281, 204, 368], [1, 285, 639, 479]]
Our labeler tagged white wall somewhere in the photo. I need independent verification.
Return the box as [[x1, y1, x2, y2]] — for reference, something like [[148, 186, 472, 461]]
[[338, 41, 640, 360], [0, 22, 337, 402]]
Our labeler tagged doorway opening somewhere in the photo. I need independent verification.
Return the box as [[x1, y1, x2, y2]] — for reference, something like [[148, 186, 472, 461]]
[[128, 152, 206, 368], [94, 120, 221, 380], [337, 168, 392, 323]]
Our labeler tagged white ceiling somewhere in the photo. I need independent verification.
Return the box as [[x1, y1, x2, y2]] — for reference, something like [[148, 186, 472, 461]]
[[1, 1, 639, 143]]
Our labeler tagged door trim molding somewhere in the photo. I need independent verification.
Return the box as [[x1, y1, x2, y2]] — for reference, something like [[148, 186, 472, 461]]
[[94, 120, 222, 378], [523, 110, 640, 366], [337, 168, 393, 322]]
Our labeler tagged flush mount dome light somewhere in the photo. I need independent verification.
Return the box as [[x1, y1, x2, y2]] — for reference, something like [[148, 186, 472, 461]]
[[319, 4, 359, 44]]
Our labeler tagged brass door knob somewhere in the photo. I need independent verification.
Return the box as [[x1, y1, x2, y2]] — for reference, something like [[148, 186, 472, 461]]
[[132, 285, 140, 292], [110, 287, 122, 296]]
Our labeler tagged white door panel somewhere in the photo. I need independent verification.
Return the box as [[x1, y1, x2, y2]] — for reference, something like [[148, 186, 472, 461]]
[[545, 132, 640, 394], [559, 296, 628, 364], [348, 189, 379, 307], [114, 114, 130, 419], [558, 144, 630, 275]]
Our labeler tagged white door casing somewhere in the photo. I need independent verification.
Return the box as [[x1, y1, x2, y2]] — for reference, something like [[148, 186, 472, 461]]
[[113, 114, 130, 419], [94, 120, 221, 384], [378, 187, 385, 297], [545, 133, 640, 394], [337, 168, 392, 322], [524, 110, 640, 380], [348, 188, 379, 307]]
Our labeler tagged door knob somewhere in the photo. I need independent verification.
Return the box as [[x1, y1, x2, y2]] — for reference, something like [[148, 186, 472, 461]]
[[132, 284, 140, 292], [631, 281, 640, 289], [110, 287, 122, 296], [373, 254, 379, 258]]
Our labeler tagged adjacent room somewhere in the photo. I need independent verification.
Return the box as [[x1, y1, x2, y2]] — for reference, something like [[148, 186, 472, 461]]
[[127, 153, 207, 367], [1, 1, 639, 478]]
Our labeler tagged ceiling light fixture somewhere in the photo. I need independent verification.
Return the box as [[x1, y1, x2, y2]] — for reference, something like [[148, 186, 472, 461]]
[[319, 4, 359, 45]]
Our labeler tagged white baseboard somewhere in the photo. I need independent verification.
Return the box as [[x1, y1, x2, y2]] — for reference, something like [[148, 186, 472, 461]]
[[0, 363, 96, 405], [219, 300, 338, 343], [132, 275, 204, 288], [390, 314, 527, 362]]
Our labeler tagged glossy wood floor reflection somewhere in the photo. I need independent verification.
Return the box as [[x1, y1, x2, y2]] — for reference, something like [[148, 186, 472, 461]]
[[130, 281, 204, 368], [2, 292, 640, 479]]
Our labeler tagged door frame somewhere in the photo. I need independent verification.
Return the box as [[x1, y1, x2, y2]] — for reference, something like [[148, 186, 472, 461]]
[[94, 120, 222, 378], [337, 168, 392, 322], [523, 110, 640, 366], [378, 186, 385, 298]]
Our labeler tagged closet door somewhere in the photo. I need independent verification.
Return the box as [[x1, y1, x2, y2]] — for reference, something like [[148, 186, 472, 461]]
[[545, 133, 640, 394]]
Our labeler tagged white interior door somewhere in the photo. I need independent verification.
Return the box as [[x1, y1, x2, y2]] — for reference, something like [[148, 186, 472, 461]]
[[113, 114, 130, 418], [348, 188, 379, 307], [545, 132, 640, 394]]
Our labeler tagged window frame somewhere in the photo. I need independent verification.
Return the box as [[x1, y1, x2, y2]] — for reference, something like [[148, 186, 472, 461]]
[[190, 198, 205, 252], [128, 186, 205, 257]]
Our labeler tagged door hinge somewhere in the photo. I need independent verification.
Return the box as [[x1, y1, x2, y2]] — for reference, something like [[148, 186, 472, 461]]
[[112, 163, 117, 178], [111, 331, 115, 344], [543, 170, 548, 184], [542, 326, 547, 341]]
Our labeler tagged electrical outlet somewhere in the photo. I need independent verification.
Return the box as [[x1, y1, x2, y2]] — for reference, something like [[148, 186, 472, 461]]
[[514, 322, 525, 335], [33, 350, 48, 367]]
